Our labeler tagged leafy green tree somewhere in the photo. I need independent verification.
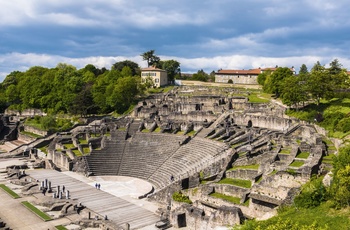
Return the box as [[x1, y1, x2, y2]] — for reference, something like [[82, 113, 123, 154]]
[[107, 76, 139, 113], [257, 69, 272, 86], [307, 64, 333, 105], [141, 50, 160, 67], [112, 60, 140, 76], [160, 59, 181, 82], [281, 75, 307, 109], [330, 145, 350, 208], [264, 67, 293, 97], [299, 64, 309, 75], [192, 69, 209, 82]]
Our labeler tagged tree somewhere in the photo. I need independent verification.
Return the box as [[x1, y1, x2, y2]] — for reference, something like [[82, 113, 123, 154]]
[[160, 60, 181, 82], [257, 69, 272, 86], [281, 75, 307, 109], [112, 60, 140, 76], [264, 67, 293, 97], [307, 63, 333, 105], [141, 50, 160, 67], [330, 145, 350, 208], [107, 76, 139, 113], [299, 64, 309, 75], [192, 69, 209, 82]]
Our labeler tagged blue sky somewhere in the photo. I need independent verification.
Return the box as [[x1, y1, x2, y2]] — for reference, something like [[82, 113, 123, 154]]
[[0, 0, 350, 81]]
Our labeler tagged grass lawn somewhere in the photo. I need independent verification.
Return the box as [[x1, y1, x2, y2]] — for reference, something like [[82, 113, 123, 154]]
[[279, 148, 291, 154], [153, 127, 161, 133], [55, 226, 68, 230], [72, 149, 82, 157], [141, 129, 150, 133], [322, 153, 335, 164], [210, 192, 241, 204], [229, 164, 260, 171], [78, 139, 88, 144], [83, 147, 90, 154], [269, 170, 278, 176], [296, 152, 310, 159], [63, 143, 75, 149], [248, 93, 270, 103], [20, 131, 43, 138], [236, 202, 350, 230], [218, 178, 252, 188], [21, 201, 52, 221], [0, 184, 21, 199], [187, 130, 196, 136], [289, 160, 304, 167]]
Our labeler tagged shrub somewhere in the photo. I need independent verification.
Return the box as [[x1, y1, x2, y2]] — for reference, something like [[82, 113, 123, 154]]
[[294, 176, 327, 208], [172, 191, 192, 204]]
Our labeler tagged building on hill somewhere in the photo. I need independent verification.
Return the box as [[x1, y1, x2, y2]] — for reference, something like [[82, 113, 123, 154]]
[[215, 67, 295, 84], [141, 66, 168, 88]]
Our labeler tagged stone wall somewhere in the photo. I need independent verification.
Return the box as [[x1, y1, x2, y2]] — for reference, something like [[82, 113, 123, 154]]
[[232, 113, 294, 131], [226, 169, 259, 180], [47, 149, 72, 170], [5, 108, 47, 117], [24, 125, 49, 137]]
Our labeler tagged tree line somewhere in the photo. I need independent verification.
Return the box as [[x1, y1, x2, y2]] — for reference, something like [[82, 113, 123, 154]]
[[0, 51, 182, 116], [258, 59, 350, 108]]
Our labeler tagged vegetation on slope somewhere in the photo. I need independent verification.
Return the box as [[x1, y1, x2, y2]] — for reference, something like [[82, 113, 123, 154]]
[[234, 144, 350, 230]]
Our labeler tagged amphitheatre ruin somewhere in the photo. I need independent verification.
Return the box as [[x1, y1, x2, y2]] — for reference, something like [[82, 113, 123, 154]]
[[0, 85, 335, 229]]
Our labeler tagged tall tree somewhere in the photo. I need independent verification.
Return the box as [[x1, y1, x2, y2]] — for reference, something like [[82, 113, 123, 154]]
[[307, 64, 333, 105], [299, 64, 309, 75], [264, 67, 293, 97], [141, 50, 160, 67], [161, 60, 181, 82], [112, 60, 140, 76]]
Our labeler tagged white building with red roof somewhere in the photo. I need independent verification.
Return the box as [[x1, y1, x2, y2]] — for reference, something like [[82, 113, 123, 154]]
[[141, 66, 168, 88]]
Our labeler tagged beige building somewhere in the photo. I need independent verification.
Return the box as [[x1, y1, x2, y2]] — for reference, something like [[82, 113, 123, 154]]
[[141, 66, 168, 88], [215, 67, 295, 85]]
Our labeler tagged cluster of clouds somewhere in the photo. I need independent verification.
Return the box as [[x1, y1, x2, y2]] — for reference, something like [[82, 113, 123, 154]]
[[0, 0, 350, 81]]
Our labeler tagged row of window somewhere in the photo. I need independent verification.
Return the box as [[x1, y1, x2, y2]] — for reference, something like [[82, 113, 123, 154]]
[[141, 72, 157, 76]]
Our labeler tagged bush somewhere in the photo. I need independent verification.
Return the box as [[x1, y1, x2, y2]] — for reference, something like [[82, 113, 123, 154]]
[[335, 117, 350, 133], [294, 176, 327, 208], [172, 191, 192, 204]]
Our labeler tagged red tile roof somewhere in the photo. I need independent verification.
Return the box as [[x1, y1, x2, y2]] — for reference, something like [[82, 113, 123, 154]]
[[141, 66, 166, 72], [216, 67, 288, 75]]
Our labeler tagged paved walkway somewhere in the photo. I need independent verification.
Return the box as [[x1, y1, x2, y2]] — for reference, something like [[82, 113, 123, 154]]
[[0, 158, 160, 229], [28, 169, 159, 229]]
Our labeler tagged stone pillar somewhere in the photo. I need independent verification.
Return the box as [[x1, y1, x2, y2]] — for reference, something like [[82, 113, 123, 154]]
[[59, 191, 62, 199], [57, 185, 60, 194], [66, 190, 70, 199], [48, 181, 52, 192], [41, 181, 45, 190], [45, 179, 48, 188]]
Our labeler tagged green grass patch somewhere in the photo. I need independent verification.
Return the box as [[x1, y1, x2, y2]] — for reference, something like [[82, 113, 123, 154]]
[[218, 178, 252, 188], [21, 201, 52, 221], [72, 149, 82, 157], [63, 143, 75, 149], [279, 148, 291, 154], [104, 132, 111, 137], [286, 168, 297, 175], [176, 130, 185, 135], [229, 164, 260, 171], [322, 154, 335, 164], [78, 139, 88, 144], [289, 160, 304, 167], [0, 184, 21, 199], [20, 131, 43, 138], [39, 146, 48, 155], [55, 225, 68, 230], [269, 170, 278, 176], [186, 130, 196, 136], [141, 129, 150, 133], [236, 202, 350, 230], [210, 192, 241, 204], [248, 93, 270, 103], [83, 147, 90, 154], [153, 127, 161, 133], [172, 191, 192, 204], [296, 152, 310, 159]]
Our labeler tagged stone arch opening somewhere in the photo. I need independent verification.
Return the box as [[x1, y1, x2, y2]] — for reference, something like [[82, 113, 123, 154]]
[[247, 120, 252, 128], [177, 213, 187, 227]]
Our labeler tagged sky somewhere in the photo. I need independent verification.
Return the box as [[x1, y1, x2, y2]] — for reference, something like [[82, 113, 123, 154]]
[[0, 0, 350, 82]]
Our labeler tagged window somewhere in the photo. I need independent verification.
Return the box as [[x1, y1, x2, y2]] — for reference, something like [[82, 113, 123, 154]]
[[155, 78, 159, 83]]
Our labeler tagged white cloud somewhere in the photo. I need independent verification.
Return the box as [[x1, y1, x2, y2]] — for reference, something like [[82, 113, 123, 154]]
[[2, 52, 350, 82]]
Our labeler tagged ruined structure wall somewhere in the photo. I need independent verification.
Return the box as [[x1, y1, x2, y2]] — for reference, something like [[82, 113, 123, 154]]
[[232, 114, 294, 131], [47, 150, 71, 170]]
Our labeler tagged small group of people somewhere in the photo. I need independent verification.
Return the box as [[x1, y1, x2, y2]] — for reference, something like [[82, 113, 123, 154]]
[[95, 183, 101, 190]]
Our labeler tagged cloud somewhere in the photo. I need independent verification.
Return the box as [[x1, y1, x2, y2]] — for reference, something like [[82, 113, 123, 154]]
[[1, 52, 350, 82]]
